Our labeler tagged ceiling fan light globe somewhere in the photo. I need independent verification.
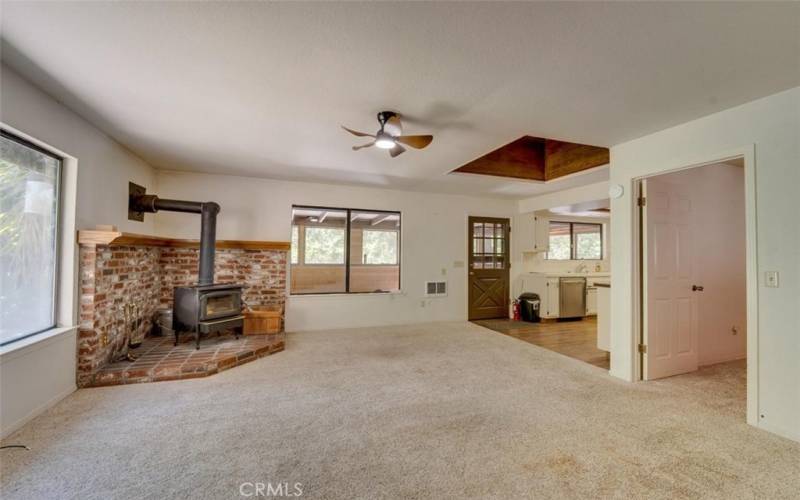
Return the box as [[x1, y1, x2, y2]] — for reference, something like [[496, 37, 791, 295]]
[[375, 136, 396, 149]]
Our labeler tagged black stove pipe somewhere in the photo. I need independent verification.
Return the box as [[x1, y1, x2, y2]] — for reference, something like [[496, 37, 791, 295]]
[[132, 195, 220, 286]]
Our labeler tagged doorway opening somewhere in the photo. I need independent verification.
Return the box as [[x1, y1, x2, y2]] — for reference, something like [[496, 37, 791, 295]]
[[474, 202, 612, 370], [635, 157, 750, 417]]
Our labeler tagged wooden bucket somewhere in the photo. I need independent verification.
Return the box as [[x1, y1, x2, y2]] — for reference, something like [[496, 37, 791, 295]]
[[243, 306, 282, 335]]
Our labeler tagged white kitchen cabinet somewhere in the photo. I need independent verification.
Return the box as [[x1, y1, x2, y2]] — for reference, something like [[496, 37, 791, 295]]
[[545, 278, 560, 318], [515, 214, 536, 253], [533, 215, 550, 253], [585, 281, 598, 316], [517, 214, 549, 253]]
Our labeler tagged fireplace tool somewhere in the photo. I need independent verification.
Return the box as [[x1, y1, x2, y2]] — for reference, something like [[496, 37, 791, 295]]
[[128, 303, 145, 348], [111, 303, 139, 362]]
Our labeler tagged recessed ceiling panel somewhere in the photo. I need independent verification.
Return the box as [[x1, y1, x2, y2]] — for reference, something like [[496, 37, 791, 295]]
[[451, 136, 609, 182]]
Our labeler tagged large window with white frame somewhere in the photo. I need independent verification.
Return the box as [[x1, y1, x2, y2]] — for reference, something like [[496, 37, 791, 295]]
[[0, 130, 63, 346], [290, 206, 401, 294]]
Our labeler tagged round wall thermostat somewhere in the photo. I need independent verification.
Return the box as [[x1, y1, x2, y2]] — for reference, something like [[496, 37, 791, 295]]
[[609, 184, 624, 199]]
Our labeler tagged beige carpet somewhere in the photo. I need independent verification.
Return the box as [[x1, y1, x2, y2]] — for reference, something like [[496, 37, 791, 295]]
[[1, 322, 798, 499]]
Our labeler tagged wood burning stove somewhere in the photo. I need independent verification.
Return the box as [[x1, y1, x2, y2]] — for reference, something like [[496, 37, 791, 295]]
[[173, 284, 244, 349], [129, 183, 244, 349]]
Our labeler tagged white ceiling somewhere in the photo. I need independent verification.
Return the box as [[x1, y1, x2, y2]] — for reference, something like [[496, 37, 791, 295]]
[[2, 2, 798, 198]]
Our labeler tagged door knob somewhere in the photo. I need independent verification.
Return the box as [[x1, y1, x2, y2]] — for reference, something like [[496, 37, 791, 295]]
[[469, 272, 475, 275], [692, 285, 704, 291]]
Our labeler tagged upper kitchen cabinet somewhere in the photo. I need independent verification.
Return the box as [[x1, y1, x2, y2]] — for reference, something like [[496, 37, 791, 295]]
[[517, 213, 550, 253]]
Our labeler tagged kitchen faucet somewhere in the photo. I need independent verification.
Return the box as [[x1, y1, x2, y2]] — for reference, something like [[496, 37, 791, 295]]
[[575, 263, 588, 273]]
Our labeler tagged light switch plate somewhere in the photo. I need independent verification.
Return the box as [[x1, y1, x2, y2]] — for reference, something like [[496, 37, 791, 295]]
[[765, 271, 779, 288]]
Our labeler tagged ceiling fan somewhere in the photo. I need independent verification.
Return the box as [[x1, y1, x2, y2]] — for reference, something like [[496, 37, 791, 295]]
[[342, 111, 433, 158]]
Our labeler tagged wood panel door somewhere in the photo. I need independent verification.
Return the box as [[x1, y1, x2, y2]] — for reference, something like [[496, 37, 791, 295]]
[[468, 217, 510, 320], [643, 177, 699, 379]]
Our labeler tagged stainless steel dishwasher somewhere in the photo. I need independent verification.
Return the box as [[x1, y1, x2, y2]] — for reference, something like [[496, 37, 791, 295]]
[[559, 277, 587, 318]]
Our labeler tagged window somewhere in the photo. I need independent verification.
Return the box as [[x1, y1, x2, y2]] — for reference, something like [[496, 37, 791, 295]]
[[573, 223, 602, 260], [362, 230, 398, 265], [546, 221, 572, 260], [0, 131, 62, 346], [546, 221, 603, 260], [303, 227, 345, 264], [290, 206, 400, 294]]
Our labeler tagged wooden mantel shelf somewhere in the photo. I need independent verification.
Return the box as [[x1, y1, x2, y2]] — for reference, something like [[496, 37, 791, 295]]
[[78, 229, 290, 251]]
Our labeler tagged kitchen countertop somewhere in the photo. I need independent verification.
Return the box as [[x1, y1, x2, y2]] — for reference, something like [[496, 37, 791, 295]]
[[526, 272, 611, 278]]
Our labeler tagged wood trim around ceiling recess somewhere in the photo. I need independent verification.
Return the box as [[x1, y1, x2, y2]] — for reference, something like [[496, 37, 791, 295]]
[[78, 229, 290, 251], [451, 136, 609, 182]]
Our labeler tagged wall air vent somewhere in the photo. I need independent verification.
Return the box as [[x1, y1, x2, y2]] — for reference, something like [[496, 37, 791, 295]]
[[425, 281, 447, 297]]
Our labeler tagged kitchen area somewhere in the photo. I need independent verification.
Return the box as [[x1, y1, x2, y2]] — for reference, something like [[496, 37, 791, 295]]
[[475, 199, 612, 370]]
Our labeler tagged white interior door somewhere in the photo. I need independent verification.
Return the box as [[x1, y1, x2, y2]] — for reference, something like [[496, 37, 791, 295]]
[[643, 176, 699, 379]]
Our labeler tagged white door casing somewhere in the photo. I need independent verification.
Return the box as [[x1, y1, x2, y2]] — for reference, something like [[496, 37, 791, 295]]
[[643, 177, 699, 379]]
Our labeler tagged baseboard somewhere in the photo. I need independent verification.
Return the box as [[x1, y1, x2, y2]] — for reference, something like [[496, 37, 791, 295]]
[[1, 384, 76, 440], [699, 353, 746, 367]]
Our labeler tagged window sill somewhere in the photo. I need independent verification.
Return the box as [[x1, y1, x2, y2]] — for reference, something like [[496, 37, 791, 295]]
[[0, 325, 78, 359]]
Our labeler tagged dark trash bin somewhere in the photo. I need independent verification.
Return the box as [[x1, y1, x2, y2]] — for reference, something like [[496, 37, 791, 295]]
[[518, 293, 540, 323]]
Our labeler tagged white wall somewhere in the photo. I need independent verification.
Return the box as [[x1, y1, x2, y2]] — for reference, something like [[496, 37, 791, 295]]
[[0, 64, 158, 437], [1, 64, 157, 233], [518, 181, 608, 214], [153, 171, 517, 331], [609, 86, 800, 442], [654, 163, 746, 366]]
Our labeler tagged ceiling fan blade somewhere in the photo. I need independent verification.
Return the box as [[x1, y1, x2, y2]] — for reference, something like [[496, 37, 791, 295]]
[[341, 125, 375, 138], [352, 142, 375, 151], [396, 134, 433, 149], [389, 144, 406, 158]]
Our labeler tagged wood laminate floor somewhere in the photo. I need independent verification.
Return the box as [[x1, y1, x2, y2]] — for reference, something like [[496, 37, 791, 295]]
[[473, 317, 610, 370]]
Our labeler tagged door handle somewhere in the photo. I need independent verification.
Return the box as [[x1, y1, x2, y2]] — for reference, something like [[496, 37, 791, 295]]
[[469, 272, 475, 275], [692, 285, 704, 292]]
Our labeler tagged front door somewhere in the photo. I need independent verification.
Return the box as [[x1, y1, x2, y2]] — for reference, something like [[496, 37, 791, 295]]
[[468, 217, 510, 320], [642, 176, 699, 379]]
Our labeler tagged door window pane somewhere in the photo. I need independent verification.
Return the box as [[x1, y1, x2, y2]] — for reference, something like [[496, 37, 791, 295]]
[[0, 133, 61, 345]]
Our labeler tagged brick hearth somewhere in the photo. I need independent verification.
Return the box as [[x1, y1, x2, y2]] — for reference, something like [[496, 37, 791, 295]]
[[77, 231, 289, 387], [89, 332, 285, 387]]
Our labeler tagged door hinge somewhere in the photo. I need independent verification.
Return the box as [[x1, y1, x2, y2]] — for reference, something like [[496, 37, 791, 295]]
[[637, 196, 646, 207], [638, 343, 647, 354]]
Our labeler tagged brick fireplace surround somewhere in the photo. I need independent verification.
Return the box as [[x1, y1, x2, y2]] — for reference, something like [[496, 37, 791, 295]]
[[77, 230, 289, 387]]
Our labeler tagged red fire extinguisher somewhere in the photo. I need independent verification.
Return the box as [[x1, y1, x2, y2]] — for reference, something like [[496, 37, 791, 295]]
[[512, 300, 521, 321]]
